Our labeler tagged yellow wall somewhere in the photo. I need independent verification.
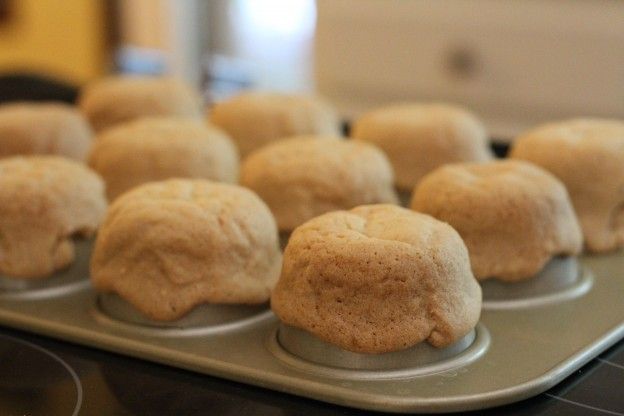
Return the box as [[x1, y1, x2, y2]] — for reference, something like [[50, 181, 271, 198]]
[[0, 0, 109, 84]]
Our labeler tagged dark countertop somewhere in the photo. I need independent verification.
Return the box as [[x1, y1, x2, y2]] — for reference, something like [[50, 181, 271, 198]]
[[1, 325, 622, 416]]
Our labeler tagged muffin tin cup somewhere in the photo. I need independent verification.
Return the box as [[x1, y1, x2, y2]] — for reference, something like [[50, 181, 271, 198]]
[[481, 256, 593, 310], [0, 239, 92, 300], [268, 323, 490, 380], [93, 292, 274, 337]]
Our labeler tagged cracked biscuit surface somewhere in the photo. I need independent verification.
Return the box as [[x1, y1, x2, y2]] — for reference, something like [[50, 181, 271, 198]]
[[88, 117, 239, 200], [511, 119, 624, 253], [209, 92, 340, 157], [411, 160, 583, 281], [91, 179, 282, 321], [0, 103, 93, 161], [0, 156, 106, 278], [79, 76, 202, 132], [271, 204, 481, 354], [352, 103, 492, 190], [241, 137, 398, 232]]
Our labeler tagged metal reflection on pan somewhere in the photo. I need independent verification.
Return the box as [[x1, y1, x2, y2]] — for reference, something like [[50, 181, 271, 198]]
[[93, 292, 274, 337], [481, 256, 593, 310], [268, 323, 490, 380]]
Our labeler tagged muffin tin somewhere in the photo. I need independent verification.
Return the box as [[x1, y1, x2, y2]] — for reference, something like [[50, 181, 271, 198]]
[[0, 242, 623, 413]]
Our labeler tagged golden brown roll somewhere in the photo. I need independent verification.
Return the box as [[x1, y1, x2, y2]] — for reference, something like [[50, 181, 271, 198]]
[[209, 91, 341, 157], [0, 102, 92, 161], [88, 117, 238, 200], [91, 179, 282, 321], [241, 137, 398, 231], [79, 76, 203, 132], [511, 119, 624, 253], [272, 204, 481, 354], [352, 103, 493, 190], [411, 160, 583, 281], [0, 156, 106, 278]]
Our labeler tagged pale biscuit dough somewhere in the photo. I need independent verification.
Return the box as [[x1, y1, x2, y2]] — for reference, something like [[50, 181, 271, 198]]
[[91, 179, 282, 321], [271, 204, 481, 354], [0, 156, 106, 278], [241, 137, 398, 231], [0, 103, 93, 161], [411, 160, 583, 281], [209, 92, 341, 157], [79, 76, 203, 132], [351, 103, 493, 190], [511, 119, 624, 253], [88, 117, 239, 200]]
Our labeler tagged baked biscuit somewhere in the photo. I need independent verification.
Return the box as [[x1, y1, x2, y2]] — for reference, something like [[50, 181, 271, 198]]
[[352, 103, 492, 190], [209, 92, 341, 157], [411, 160, 583, 281], [91, 179, 282, 321], [271, 204, 481, 354], [0, 156, 106, 278], [511, 119, 624, 252], [88, 117, 238, 200], [79, 76, 202, 132], [241, 137, 398, 231], [0, 103, 92, 161]]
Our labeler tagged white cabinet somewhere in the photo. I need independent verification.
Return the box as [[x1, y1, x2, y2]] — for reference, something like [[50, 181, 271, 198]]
[[316, 0, 624, 139]]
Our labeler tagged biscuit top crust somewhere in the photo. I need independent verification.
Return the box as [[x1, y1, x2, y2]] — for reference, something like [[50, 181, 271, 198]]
[[351, 103, 492, 190], [79, 76, 203, 132], [511, 119, 624, 252], [209, 91, 341, 156], [0, 102, 93, 161], [241, 137, 398, 231], [517, 118, 624, 143], [271, 204, 481, 354], [88, 117, 239, 200], [91, 179, 282, 320], [0, 156, 106, 278], [411, 160, 583, 280]]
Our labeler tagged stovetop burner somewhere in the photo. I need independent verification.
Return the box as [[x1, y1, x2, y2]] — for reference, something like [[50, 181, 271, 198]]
[[0, 333, 82, 415], [0, 326, 622, 416]]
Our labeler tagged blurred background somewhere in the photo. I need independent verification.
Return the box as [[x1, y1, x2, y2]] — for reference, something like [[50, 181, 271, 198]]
[[0, 0, 622, 140]]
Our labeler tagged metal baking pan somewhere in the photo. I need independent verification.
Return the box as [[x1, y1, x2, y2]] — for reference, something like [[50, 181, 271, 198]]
[[0, 240, 622, 413]]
